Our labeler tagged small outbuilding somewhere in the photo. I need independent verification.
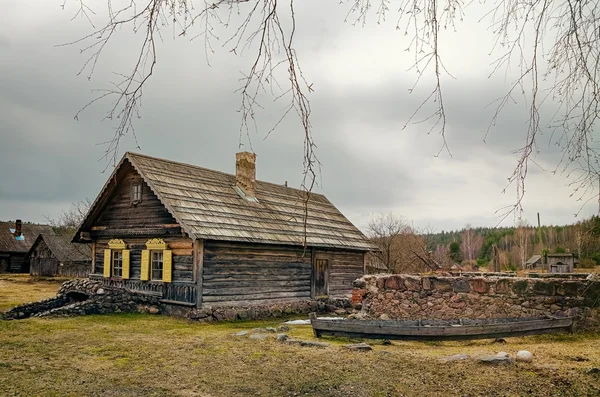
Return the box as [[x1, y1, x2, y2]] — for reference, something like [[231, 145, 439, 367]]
[[547, 253, 575, 273], [73, 152, 375, 308], [27, 234, 92, 278], [0, 220, 54, 273]]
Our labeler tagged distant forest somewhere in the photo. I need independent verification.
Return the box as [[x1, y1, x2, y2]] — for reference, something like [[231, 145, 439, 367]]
[[424, 216, 600, 270], [366, 214, 600, 273]]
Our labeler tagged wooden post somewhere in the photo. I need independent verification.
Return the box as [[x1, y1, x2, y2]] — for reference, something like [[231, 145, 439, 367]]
[[194, 239, 204, 308], [310, 247, 316, 299], [90, 242, 96, 275], [309, 312, 319, 338]]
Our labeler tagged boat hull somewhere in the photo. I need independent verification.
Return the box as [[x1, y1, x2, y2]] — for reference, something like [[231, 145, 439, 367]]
[[309, 314, 575, 341]]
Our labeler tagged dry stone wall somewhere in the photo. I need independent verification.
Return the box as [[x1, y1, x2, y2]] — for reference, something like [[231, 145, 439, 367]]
[[352, 274, 600, 328], [3, 279, 161, 320]]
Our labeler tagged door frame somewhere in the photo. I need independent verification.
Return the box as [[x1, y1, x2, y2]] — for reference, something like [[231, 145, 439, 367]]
[[311, 249, 331, 298]]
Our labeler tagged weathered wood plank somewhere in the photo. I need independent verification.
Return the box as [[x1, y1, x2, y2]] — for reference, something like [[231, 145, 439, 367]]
[[195, 239, 204, 308], [202, 290, 310, 302], [311, 317, 575, 341]]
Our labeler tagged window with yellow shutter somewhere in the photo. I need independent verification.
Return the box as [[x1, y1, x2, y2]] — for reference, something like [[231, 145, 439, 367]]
[[144, 239, 172, 283], [151, 251, 163, 280], [106, 239, 128, 279]]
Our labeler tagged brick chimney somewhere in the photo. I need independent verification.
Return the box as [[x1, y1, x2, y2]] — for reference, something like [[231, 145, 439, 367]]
[[14, 219, 22, 237], [235, 152, 256, 198]]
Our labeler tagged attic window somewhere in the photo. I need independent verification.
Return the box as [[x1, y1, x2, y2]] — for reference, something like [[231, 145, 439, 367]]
[[131, 181, 143, 205]]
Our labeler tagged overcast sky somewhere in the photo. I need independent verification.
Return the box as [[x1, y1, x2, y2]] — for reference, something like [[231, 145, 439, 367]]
[[1, 0, 597, 233]]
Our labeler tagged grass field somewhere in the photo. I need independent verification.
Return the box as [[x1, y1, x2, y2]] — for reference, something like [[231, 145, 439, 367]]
[[1, 275, 600, 396]]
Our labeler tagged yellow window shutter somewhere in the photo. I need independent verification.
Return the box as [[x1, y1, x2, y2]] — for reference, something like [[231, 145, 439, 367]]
[[122, 250, 130, 279], [140, 250, 150, 281], [163, 250, 172, 283], [103, 250, 111, 278]]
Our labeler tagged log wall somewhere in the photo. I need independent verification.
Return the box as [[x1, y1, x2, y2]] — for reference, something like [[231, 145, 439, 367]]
[[93, 237, 194, 282], [202, 241, 312, 306], [314, 249, 365, 298], [92, 163, 182, 237]]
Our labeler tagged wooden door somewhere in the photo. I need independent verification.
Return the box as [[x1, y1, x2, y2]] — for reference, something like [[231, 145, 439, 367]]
[[312, 258, 329, 298]]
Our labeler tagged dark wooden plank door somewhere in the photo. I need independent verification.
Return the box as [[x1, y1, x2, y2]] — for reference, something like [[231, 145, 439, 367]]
[[312, 259, 329, 297]]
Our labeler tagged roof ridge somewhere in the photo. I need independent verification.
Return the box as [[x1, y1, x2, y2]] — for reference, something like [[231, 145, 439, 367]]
[[126, 151, 325, 198]]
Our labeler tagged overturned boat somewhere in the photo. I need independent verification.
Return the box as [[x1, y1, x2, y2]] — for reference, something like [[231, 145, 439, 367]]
[[309, 313, 576, 341]]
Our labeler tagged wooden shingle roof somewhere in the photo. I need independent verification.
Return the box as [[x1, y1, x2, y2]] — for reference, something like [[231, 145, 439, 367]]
[[27, 234, 91, 262], [0, 221, 54, 253], [77, 152, 374, 251]]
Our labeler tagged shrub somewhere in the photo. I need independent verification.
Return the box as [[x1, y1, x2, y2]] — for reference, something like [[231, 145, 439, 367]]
[[578, 258, 597, 269]]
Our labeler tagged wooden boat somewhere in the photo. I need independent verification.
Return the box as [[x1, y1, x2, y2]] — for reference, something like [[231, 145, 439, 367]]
[[309, 313, 575, 341]]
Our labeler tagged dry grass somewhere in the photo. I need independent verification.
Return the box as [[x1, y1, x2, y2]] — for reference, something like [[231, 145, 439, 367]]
[[1, 278, 600, 396], [0, 274, 64, 313]]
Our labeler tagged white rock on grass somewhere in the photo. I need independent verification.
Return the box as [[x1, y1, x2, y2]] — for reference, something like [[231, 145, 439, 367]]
[[516, 350, 533, 363]]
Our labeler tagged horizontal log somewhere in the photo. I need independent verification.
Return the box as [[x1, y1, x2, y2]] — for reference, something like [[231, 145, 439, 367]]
[[208, 297, 309, 307], [204, 260, 311, 269], [168, 241, 194, 249], [173, 256, 193, 264], [202, 274, 311, 282], [203, 286, 311, 296], [202, 290, 310, 302], [203, 279, 310, 289], [171, 248, 193, 256], [202, 268, 311, 277], [174, 263, 193, 271]]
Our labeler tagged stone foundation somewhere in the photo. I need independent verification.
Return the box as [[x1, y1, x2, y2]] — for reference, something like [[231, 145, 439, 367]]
[[3, 279, 161, 320], [3, 279, 354, 321], [352, 274, 600, 328], [188, 297, 353, 322]]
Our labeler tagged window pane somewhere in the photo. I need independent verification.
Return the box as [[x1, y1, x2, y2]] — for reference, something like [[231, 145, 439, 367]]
[[151, 251, 163, 280], [113, 251, 123, 277], [132, 183, 142, 202]]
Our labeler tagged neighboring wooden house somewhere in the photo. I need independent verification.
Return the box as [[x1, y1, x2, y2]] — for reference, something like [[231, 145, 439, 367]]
[[525, 253, 575, 273], [27, 234, 91, 277], [73, 152, 374, 308], [547, 253, 575, 273], [525, 255, 543, 270], [0, 220, 55, 273]]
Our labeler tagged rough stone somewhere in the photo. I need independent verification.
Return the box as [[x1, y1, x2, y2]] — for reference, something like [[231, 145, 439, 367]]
[[344, 343, 372, 351], [404, 276, 422, 291], [512, 280, 529, 295], [353, 278, 366, 288], [276, 333, 289, 342], [440, 354, 470, 363], [479, 352, 513, 365], [533, 281, 556, 296], [235, 331, 249, 337], [470, 278, 489, 294], [299, 340, 329, 348], [277, 325, 290, 332], [434, 279, 452, 291], [385, 276, 405, 290], [453, 279, 471, 293], [516, 350, 533, 363]]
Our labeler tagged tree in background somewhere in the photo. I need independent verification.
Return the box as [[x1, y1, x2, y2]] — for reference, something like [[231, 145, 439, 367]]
[[514, 220, 530, 269], [367, 213, 409, 272], [449, 242, 462, 263], [460, 224, 483, 264], [46, 199, 92, 236], [367, 213, 441, 273]]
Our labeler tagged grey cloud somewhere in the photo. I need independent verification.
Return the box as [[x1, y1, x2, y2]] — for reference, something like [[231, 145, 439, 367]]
[[0, 0, 594, 231]]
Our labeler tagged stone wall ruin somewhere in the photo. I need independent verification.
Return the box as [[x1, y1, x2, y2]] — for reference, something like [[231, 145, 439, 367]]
[[352, 274, 600, 328]]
